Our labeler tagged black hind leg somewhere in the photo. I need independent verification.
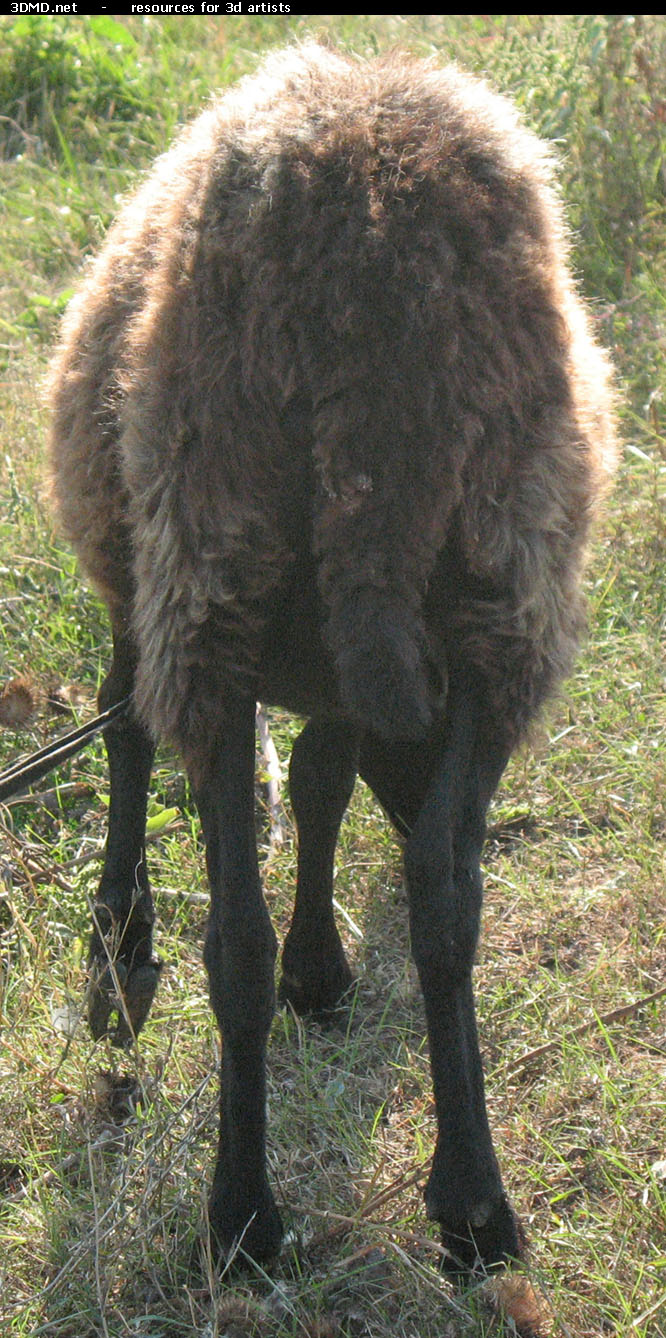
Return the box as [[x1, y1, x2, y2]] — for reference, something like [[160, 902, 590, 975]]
[[279, 718, 359, 1015], [359, 692, 521, 1276], [87, 626, 159, 1046]]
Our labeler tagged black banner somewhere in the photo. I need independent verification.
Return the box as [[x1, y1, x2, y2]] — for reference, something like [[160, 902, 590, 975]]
[[2, 1, 309, 14]]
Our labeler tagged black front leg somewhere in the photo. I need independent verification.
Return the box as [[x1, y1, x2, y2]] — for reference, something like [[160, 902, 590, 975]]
[[194, 694, 283, 1265]]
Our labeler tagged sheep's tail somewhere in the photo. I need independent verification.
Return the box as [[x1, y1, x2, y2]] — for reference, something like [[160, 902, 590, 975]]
[[321, 575, 434, 742], [311, 377, 460, 742]]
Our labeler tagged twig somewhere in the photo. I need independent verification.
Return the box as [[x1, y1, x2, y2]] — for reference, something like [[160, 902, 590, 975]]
[[1, 781, 89, 808], [0, 115, 40, 149], [307, 1162, 429, 1248], [256, 704, 285, 846], [87, 1138, 113, 1338], [384, 1239, 469, 1319], [35, 1072, 217, 1301], [305, 1210, 469, 1320], [630, 1287, 666, 1330], [7, 1128, 123, 1201], [0, 829, 205, 899], [502, 982, 666, 1079]]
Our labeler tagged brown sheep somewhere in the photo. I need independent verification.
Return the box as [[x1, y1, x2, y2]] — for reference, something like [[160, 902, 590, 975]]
[[48, 42, 616, 1276]]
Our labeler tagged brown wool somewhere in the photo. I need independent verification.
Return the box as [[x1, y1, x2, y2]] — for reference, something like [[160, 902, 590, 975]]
[[48, 41, 617, 764]]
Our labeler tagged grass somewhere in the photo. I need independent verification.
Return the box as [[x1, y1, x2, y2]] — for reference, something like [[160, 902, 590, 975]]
[[1, 13, 666, 1338]]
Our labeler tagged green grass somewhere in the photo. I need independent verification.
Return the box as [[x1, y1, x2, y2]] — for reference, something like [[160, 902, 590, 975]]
[[1, 13, 666, 1338]]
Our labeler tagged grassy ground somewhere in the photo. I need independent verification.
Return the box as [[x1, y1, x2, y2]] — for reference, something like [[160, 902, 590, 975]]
[[1, 14, 665, 1338]]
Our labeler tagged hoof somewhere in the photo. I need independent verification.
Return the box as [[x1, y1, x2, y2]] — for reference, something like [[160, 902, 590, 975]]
[[438, 1194, 524, 1280], [87, 958, 162, 1045], [207, 1196, 284, 1268], [278, 960, 354, 1018]]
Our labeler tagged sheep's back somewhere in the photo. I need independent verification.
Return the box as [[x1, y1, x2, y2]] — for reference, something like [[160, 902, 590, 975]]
[[48, 43, 617, 750]]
